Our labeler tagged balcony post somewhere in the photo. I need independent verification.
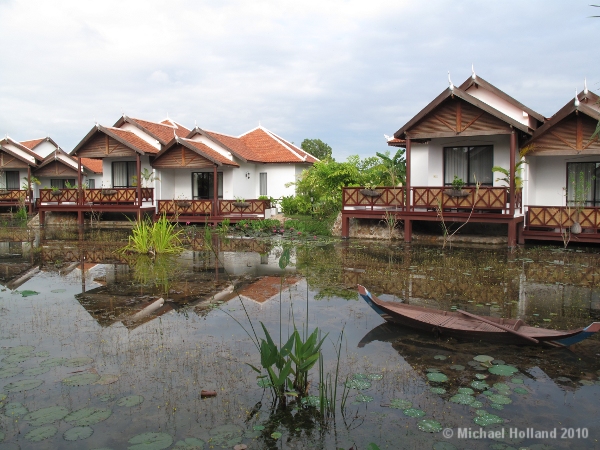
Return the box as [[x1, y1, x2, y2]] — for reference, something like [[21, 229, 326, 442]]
[[404, 137, 412, 243], [213, 164, 218, 216], [77, 157, 82, 206], [509, 130, 516, 217], [27, 166, 32, 213], [136, 154, 142, 213]]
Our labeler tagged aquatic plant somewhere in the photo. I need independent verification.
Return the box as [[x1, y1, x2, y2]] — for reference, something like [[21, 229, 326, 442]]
[[63, 426, 93, 441], [120, 215, 183, 256], [128, 432, 173, 450]]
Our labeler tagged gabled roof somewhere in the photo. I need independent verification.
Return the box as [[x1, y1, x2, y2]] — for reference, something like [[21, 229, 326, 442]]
[[20, 136, 60, 152], [114, 116, 190, 144], [524, 90, 600, 147], [186, 127, 249, 162], [80, 158, 103, 173], [71, 124, 160, 156], [154, 137, 239, 167], [37, 149, 79, 171], [394, 75, 541, 139], [0, 137, 39, 166]]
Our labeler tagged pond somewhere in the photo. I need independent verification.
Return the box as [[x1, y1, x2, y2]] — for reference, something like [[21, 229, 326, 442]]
[[1, 228, 600, 450]]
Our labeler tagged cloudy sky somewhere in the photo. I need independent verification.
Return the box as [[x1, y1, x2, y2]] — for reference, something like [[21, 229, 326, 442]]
[[0, 0, 598, 160]]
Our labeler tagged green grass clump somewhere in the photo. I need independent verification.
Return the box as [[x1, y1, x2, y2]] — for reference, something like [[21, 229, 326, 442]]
[[120, 215, 183, 255]]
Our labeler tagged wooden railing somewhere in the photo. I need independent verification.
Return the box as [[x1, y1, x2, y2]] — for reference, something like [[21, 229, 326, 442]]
[[0, 189, 28, 203], [411, 186, 508, 212], [342, 187, 404, 210], [527, 206, 600, 230], [157, 200, 212, 216], [39, 188, 154, 205], [219, 200, 268, 216]]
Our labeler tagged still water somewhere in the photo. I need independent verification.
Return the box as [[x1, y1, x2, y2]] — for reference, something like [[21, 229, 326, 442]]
[[0, 228, 600, 450]]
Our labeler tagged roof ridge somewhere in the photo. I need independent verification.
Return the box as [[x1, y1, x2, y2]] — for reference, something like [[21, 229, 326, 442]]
[[259, 128, 306, 161]]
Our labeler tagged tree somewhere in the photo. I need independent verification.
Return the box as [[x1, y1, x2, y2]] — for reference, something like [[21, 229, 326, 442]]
[[301, 139, 333, 161], [375, 148, 406, 186]]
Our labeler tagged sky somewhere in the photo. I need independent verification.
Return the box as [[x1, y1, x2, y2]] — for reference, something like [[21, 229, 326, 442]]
[[0, 0, 598, 161]]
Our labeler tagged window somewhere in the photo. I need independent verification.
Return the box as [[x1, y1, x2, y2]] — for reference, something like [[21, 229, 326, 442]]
[[5, 171, 19, 190], [259, 173, 267, 196], [112, 161, 137, 187], [50, 179, 76, 189], [444, 145, 493, 186], [87, 179, 95, 189], [567, 162, 600, 206], [192, 172, 223, 199]]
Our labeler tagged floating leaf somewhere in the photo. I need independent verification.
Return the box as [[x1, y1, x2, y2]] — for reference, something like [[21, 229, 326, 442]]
[[0, 345, 34, 356], [34, 351, 50, 357], [23, 367, 51, 376], [434, 355, 447, 360], [490, 403, 504, 410], [470, 381, 489, 390], [62, 373, 100, 386], [345, 379, 371, 390], [488, 365, 518, 376], [301, 396, 322, 408], [418, 419, 442, 433], [173, 437, 205, 449], [24, 406, 69, 426], [2, 354, 32, 364], [473, 355, 494, 363], [493, 383, 510, 391], [3, 402, 28, 417], [64, 407, 112, 426], [430, 387, 446, 395], [4, 379, 43, 392], [25, 426, 57, 442], [366, 373, 383, 380], [128, 432, 173, 450], [208, 424, 243, 448], [99, 394, 115, 402], [0, 367, 24, 379], [51, 289, 66, 293], [487, 394, 512, 405], [117, 395, 144, 407], [19, 290, 39, 297], [458, 387, 474, 395], [513, 387, 529, 394], [253, 425, 265, 431], [470, 400, 484, 408], [450, 394, 475, 405], [271, 432, 282, 439], [64, 426, 93, 441], [353, 373, 368, 380], [473, 413, 504, 426], [403, 408, 426, 418], [40, 357, 67, 367], [491, 359, 505, 365], [450, 365, 465, 371], [355, 394, 374, 403], [95, 374, 119, 385], [64, 357, 94, 368], [389, 399, 412, 409], [475, 374, 488, 380], [427, 373, 448, 383]]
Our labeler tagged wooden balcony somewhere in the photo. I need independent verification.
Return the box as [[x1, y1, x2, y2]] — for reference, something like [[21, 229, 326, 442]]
[[0, 189, 30, 207], [156, 199, 268, 223], [38, 188, 154, 206], [157, 200, 212, 217], [523, 206, 600, 243]]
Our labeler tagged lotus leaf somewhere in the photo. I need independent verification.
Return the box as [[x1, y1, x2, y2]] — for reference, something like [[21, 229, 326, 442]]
[[40, 357, 67, 367], [95, 374, 119, 385], [468, 361, 481, 367], [345, 379, 371, 389], [173, 437, 205, 449], [24, 406, 69, 426], [253, 425, 265, 431], [427, 372, 448, 382], [208, 424, 243, 448], [473, 355, 494, 363], [128, 432, 173, 450], [449, 394, 475, 405], [117, 395, 144, 407], [490, 403, 504, 410], [354, 394, 373, 403], [513, 387, 529, 394], [0, 367, 23, 379], [2, 354, 32, 364], [418, 419, 442, 433], [491, 359, 505, 365], [19, 290, 39, 297], [473, 365, 488, 371], [429, 387, 446, 394], [34, 351, 50, 357], [4, 379, 43, 392], [99, 394, 115, 402], [470, 400, 484, 408], [458, 387, 474, 395], [487, 394, 512, 405], [64, 357, 94, 367], [23, 367, 51, 376], [475, 374, 488, 380], [475, 409, 488, 416], [3, 402, 28, 417], [434, 355, 447, 360], [470, 381, 489, 390], [353, 373, 368, 380], [389, 399, 412, 409], [64, 407, 112, 426], [64, 426, 93, 441], [25, 426, 58, 442], [473, 413, 504, 426], [403, 408, 426, 418], [271, 432, 282, 439], [1, 346, 34, 356], [366, 373, 383, 380], [488, 365, 518, 376], [450, 365, 465, 371], [493, 383, 510, 391], [62, 373, 100, 386]]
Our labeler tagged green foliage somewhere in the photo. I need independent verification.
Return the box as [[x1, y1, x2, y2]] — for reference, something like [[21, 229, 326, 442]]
[[301, 138, 333, 160], [283, 216, 334, 236], [492, 144, 533, 193], [15, 206, 28, 222], [120, 215, 183, 256], [375, 148, 406, 186], [451, 175, 465, 191]]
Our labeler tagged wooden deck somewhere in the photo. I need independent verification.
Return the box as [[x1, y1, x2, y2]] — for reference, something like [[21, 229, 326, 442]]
[[523, 206, 600, 243]]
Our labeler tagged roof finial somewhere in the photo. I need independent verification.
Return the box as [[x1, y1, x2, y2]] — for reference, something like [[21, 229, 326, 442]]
[[448, 71, 454, 91], [194, 119, 197, 128], [471, 64, 476, 80], [584, 78, 588, 95], [574, 89, 580, 107]]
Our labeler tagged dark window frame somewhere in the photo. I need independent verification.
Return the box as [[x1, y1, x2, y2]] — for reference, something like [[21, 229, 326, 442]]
[[443, 145, 494, 186], [111, 161, 137, 188], [566, 162, 600, 207], [50, 179, 76, 189], [192, 172, 223, 200], [259, 172, 267, 196]]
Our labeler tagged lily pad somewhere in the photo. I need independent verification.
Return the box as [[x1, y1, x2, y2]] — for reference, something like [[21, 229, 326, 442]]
[[23, 366, 51, 376], [450, 365, 465, 371], [271, 432, 282, 439], [173, 438, 205, 449], [3, 402, 28, 417], [473, 413, 504, 426], [40, 357, 67, 367], [2, 354, 32, 364], [25, 426, 57, 442], [301, 396, 322, 408], [429, 387, 446, 394], [1, 345, 34, 356], [473, 355, 494, 363], [490, 403, 504, 410], [491, 359, 505, 365], [34, 351, 50, 357], [62, 373, 100, 386], [487, 394, 512, 405], [353, 373, 368, 380], [64, 407, 112, 426], [24, 406, 69, 426], [470, 400, 484, 408], [418, 419, 442, 433], [99, 394, 115, 402], [354, 393, 373, 403], [389, 399, 412, 409], [475, 374, 488, 380], [95, 374, 119, 385], [0, 367, 24, 379], [450, 394, 475, 405], [64, 357, 94, 367], [345, 379, 371, 390], [128, 432, 173, 450], [117, 395, 144, 407], [4, 379, 43, 392], [208, 424, 243, 448], [427, 372, 448, 383], [64, 426, 94, 441], [470, 380, 489, 390], [366, 373, 383, 380], [253, 425, 265, 431], [458, 387, 474, 395], [513, 387, 529, 394], [493, 383, 510, 391], [488, 365, 518, 376], [403, 408, 426, 418], [19, 290, 39, 297], [434, 355, 447, 360]]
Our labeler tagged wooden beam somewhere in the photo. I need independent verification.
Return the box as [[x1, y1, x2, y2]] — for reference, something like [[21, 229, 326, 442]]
[[460, 112, 484, 133], [433, 115, 456, 132], [576, 113, 583, 151], [456, 101, 462, 132], [406, 129, 512, 139], [549, 131, 577, 151]]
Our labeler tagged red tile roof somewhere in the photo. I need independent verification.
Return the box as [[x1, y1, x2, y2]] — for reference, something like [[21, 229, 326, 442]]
[[161, 119, 191, 137], [105, 127, 160, 154], [204, 130, 258, 161], [80, 158, 103, 173], [239, 128, 314, 163], [126, 118, 190, 143], [20, 138, 45, 150], [180, 139, 239, 166]]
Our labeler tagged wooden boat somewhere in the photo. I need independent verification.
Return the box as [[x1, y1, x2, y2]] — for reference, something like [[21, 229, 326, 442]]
[[358, 285, 600, 347]]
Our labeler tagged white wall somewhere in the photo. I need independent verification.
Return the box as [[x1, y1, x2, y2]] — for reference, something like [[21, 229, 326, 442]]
[[259, 164, 298, 199], [31, 141, 57, 158], [466, 87, 530, 127], [119, 124, 161, 150], [101, 156, 152, 188]]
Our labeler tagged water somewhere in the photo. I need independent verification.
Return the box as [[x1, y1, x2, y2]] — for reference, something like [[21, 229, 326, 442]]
[[1, 228, 600, 449]]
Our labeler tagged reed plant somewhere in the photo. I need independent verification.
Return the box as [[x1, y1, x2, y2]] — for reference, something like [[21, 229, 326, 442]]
[[119, 214, 183, 256]]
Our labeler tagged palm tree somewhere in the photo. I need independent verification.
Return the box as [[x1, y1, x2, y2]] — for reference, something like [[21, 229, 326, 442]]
[[375, 148, 406, 186]]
